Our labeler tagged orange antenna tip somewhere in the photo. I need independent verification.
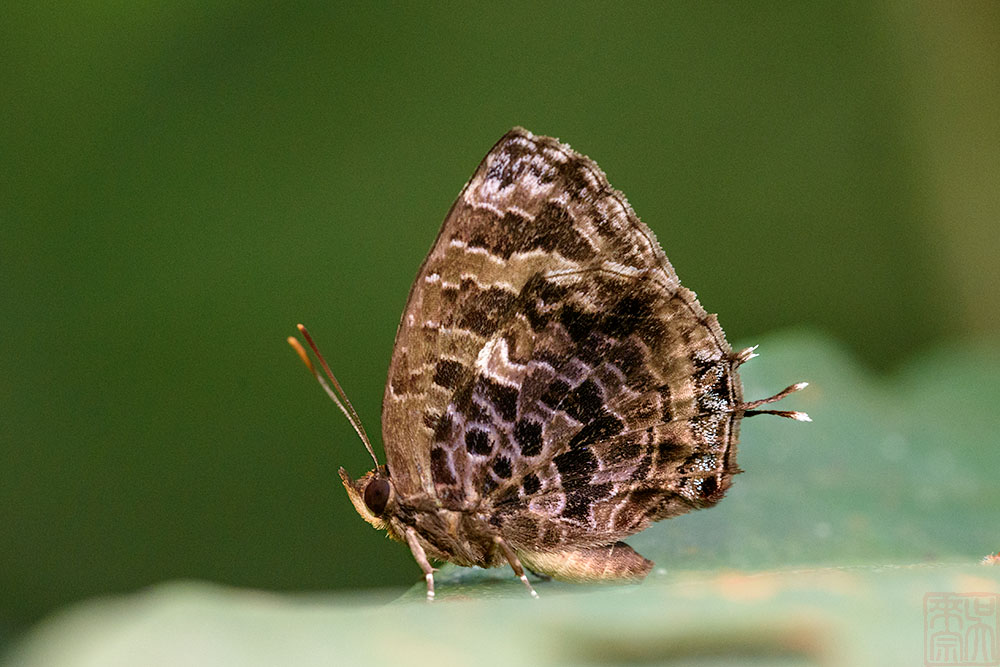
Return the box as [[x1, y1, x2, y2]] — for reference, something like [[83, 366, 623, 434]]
[[288, 323, 380, 468], [287, 336, 315, 373]]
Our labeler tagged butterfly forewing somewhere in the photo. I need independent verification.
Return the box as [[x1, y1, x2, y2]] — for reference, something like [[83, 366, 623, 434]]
[[380, 128, 740, 548]]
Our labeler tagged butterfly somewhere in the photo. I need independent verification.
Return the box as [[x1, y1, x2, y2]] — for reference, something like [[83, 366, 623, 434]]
[[289, 127, 808, 600]]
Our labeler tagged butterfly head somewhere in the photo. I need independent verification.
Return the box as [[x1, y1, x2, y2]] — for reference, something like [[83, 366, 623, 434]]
[[339, 466, 394, 530]]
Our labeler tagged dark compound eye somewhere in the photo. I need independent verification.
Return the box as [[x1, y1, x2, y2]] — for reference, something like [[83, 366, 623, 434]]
[[363, 478, 390, 516]]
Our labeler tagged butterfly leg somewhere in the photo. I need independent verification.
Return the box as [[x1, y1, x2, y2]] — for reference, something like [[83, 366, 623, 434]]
[[494, 535, 539, 599], [404, 528, 436, 601]]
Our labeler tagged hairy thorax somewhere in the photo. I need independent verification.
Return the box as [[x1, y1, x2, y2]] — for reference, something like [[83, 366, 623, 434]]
[[387, 499, 503, 568]]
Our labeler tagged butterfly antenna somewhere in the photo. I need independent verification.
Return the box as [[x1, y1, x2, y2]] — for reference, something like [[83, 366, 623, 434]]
[[288, 324, 379, 467], [740, 381, 811, 422]]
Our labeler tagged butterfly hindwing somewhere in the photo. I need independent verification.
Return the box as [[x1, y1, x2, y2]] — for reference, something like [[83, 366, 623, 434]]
[[448, 267, 742, 550]]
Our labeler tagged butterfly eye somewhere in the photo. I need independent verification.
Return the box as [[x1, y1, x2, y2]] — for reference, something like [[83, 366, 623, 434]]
[[363, 478, 391, 516]]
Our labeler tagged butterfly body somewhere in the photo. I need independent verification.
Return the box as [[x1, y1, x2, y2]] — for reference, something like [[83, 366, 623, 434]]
[[299, 128, 808, 599], [341, 464, 657, 584], [343, 475, 505, 568]]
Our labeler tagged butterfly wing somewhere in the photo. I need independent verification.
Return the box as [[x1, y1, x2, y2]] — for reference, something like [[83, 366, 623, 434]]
[[381, 128, 740, 537], [472, 266, 743, 550]]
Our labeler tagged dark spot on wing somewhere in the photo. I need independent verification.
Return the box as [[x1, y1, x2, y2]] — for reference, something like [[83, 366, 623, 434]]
[[561, 483, 612, 521], [560, 304, 600, 344], [554, 447, 598, 491], [514, 418, 543, 456], [522, 473, 541, 495], [476, 376, 518, 422], [492, 456, 512, 479], [433, 359, 467, 389], [465, 428, 493, 456], [541, 378, 570, 408], [562, 379, 604, 423], [459, 284, 518, 337]]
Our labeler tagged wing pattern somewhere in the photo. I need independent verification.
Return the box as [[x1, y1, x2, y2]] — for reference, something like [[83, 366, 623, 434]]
[[381, 128, 741, 551]]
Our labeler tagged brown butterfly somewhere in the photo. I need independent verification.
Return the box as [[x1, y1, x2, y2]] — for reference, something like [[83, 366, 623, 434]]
[[290, 128, 808, 600]]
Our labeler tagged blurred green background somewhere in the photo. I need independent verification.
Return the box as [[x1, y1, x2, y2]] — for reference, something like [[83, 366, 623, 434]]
[[2, 0, 998, 642]]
